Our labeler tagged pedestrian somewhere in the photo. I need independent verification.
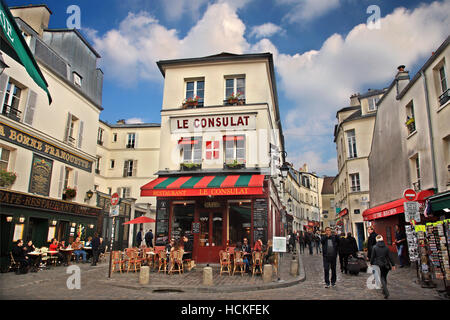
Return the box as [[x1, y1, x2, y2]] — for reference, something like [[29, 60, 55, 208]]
[[340, 232, 358, 274], [299, 231, 305, 254], [306, 231, 313, 255], [321, 227, 340, 288], [314, 231, 321, 254], [136, 228, 143, 247], [338, 232, 346, 272], [394, 225, 407, 268], [145, 229, 154, 248], [367, 226, 377, 262], [289, 231, 296, 253], [91, 232, 101, 266], [370, 235, 396, 299]]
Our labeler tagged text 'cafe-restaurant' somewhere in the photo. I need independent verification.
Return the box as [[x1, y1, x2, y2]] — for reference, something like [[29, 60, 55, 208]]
[[140, 174, 280, 263]]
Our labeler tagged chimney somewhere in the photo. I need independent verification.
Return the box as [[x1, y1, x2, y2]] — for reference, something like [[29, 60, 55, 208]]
[[116, 119, 126, 125], [395, 65, 410, 96], [349, 94, 360, 107]]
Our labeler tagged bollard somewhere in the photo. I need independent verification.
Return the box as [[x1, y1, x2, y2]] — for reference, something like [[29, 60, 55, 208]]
[[139, 266, 150, 285], [263, 264, 272, 283], [203, 267, 213, 286], [290, 258, 298, 276]]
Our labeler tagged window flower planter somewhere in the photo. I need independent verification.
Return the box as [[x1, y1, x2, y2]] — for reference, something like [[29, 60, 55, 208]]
[[183, 96, 200, 109], [180, 163, 201, 171], [0, 170, 17, 188], [224, 160, 245, 169], [64, 187, 77, 200]]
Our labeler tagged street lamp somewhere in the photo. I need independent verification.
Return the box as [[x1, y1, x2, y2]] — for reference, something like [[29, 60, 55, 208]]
[[279, 162, 290, 179]]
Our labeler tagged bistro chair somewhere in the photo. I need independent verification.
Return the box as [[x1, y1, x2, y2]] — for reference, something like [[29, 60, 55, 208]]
[[232, 251, 245, 276], [8, 252, 20, 273], [143, 247, 155, 268], [252, 251, 263, 277], [219, 250, 231, 276], [126, 249, 142, 273], [40, 247, 50, 267], [168, 249, 184, 275], [111, 251, 126, 273], [157, 249, 168, 274]]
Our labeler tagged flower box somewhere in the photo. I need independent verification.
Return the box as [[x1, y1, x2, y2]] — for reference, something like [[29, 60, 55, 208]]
[[64, 187, 77, 200], [0, 170, 17, 188], [224, 160, 245, 169], [180, 163, 201, 171]]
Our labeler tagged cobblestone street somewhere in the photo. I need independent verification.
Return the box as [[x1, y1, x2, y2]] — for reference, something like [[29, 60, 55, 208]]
[[0, 251, 447, 300]]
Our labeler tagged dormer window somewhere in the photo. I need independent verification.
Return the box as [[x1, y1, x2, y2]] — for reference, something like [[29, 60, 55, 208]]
[[368, 97, 379, 111], [73, 72, 82, 87]]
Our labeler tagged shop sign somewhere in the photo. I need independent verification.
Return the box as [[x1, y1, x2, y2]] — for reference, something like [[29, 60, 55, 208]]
[[0, 121, 93, 172], [273, 236, 287, 252], [0, 189, 100, 217], [147, 187, 264, 197], [170, 114, 256, 133], [204, 201, 221, 208], [28, 154, 53, 196]]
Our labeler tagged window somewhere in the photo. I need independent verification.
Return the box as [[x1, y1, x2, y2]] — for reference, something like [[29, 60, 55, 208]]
[[346, 130, 357, 158], [223, 135, 245, 164], [354, 209, 360, 215], [2, 80, 22, 122], [123, 160, 137, 177], [185, 80, 204, 107], [121, 187, 131, 198], [110, 159, 115, 169], [107, 187, 112, 195], [127, 133, 136, 148], [180, 137, 202, 164], [95, 156, 101, 174], [73, 72, 82, 87], [414, 155, 421, 191], [350, 173, 360, 192], [225, 77, 245, 103], [113, 133, 117, 142], [206, 141, 220, 160], [439, 65, 448, 94], [0, 148, 11, 171], [97, 128, 104, 145], [368, 97, 379, 111], [406, 101, 416, 134], [63, 167, 72, 190], [64, 113, 83, 148]]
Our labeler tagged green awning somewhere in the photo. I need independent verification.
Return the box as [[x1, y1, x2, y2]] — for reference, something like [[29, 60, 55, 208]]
[[1, 0, 52, 104], [429, 191, 450, 212]]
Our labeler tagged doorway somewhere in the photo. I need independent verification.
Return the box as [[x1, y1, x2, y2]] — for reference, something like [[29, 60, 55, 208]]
[[356, 222, 365, 251], [195, 208, 226, 263], [26, 217, 48, 248], [57, 221, 69, 243]]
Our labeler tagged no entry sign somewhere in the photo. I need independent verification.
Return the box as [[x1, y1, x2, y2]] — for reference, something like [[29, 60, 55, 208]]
[[111, 193, 119, 206], [403, 189, 417, 201]]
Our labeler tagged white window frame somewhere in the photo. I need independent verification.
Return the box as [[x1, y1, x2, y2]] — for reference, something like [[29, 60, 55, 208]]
[[368, 97, 379, 111], [73, 72, 82, 87], [350, 173, 360, 192], [224, 135, 245, 164], [185, 79, 205, 106], [124, 160, 135, 177], [97, 128, 104, 144], [439, 65, 447, 94], [347, 130, 357, 158], [2, 80, 23, 117], [127, 133, 136, 148], [180, 137, 202, 164], [121, 187, 131, 198], [224, 76, 246, 100], [0, 147, 11, 171]]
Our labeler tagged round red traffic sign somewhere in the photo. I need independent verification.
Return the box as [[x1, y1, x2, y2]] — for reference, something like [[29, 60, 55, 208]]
[[403, 189, 416, 201], [111, 193, 119, 206]]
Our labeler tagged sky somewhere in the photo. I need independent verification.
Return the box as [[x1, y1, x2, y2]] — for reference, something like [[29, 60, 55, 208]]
[[6, 0, 450, 177]]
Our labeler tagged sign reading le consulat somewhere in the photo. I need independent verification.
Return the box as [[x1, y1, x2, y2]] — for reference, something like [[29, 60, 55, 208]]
[[0, 121, 93, 172], [171, 114, 256, 133]]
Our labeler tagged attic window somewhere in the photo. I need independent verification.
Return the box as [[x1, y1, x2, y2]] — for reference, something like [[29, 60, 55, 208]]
[[73, 72, 82, 87]]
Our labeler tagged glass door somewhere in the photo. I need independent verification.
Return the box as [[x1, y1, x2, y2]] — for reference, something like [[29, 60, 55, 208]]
[[195, 209, 225, 263]]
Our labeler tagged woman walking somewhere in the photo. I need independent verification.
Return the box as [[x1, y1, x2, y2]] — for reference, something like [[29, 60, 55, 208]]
[[370, 235, 396, 299]]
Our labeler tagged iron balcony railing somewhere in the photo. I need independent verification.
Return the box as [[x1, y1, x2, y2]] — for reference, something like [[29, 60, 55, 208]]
[[1, 105, 21, 122], [439, 88, 449, 106]]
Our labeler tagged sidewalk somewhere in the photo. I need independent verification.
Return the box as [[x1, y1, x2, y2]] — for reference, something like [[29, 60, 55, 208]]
[[101, 250, 306, 293]]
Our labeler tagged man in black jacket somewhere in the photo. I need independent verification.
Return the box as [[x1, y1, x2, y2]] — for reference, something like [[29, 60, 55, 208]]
[[145, 229, 154, 248], [12, 240, 30, 273], [371, 235, 396, 299], [321, 227, 340, 288], [91, 233, 101, 266], [182, 235, 193, 260], [367, 226, 378, 261], [136, 228, 143, 247]]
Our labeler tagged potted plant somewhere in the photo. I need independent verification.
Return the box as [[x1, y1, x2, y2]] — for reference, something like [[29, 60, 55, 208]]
[[0, 170, 17, 188], [180, 162, 201, 171], [224, 159, 245, 169], [64, 187, 77, 200], [182, 96, 200, 109], [226, 91, 244, 105], [405, 116, 415, 126]]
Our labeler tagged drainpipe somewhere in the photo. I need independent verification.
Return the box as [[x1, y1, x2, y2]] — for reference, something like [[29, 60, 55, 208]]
[[421, 70, 438, 191]]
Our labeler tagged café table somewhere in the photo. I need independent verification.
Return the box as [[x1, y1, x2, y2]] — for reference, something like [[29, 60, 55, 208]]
[[26, 252, 42, 272], [47, 251, 59, 267], [59, 248, 74, 266]]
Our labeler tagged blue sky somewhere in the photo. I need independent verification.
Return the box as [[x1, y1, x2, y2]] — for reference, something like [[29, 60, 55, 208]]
[[7, 0, 450, 176]]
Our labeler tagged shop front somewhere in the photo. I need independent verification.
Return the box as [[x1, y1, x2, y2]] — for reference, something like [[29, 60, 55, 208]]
[[0, 188, 101, 272], [141, 174, 271, 263]]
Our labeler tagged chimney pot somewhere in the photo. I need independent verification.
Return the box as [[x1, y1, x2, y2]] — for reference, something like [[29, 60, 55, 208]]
[[397, 65, 406, 72]]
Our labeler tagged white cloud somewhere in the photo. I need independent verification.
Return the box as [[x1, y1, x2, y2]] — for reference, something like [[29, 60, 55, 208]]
[[277, 0, 341, 24], [249, 23, 285, 39], [126, 118, 145, 124]]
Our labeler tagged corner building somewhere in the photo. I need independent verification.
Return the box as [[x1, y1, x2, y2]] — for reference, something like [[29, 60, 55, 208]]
[[140, 53, 286, 263]]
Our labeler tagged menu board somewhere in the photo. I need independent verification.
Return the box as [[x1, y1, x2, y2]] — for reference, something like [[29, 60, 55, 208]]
[[28, 154, 53, 196], [155, 200, 169, 245], [253, 199, 268, 243], [192, 222, 200, 234]]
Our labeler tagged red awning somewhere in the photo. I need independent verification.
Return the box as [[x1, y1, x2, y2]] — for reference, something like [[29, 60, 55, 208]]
[[339, 208, 348, 217], [141, 174, 265, 197], [363, 189, 434, 221]]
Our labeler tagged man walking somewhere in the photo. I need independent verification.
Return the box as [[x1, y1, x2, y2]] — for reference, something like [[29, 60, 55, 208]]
[[136, 228, 143, 247], [367, 226, 377, 262], [394, 225, 407, 268], [321, 227, 340, 288], [306, 231, 313, 255], [371, 235, 396, 299], [91, 233, 100, 266], [145, 229, 154, 248]]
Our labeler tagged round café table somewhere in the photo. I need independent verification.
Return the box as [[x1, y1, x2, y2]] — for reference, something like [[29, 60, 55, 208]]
[[59, 248, 74, 266], [26, 252, 42, 272]]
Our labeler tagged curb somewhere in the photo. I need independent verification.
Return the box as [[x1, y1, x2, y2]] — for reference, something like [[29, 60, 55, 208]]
[[102, 244, 306, 293]]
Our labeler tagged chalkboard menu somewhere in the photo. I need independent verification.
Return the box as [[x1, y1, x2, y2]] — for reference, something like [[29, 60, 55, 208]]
[[192, 222, 200, 234], [155, 200, 169, 245], [253, 199, 268, 243], [28, 154, 53, 196]]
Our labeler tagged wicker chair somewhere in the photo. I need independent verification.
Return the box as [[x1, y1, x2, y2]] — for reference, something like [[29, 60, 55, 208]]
[[40, 247, 50, 267], [157, 249, 168, 274], [143, 247, 155, 268], [219, 250, 231, 276], [168, 249, 184, 275], [252, 251, 263, 277], [126, 248, 142, 273], [111, 251, 126, 273], [233, 250, 245, 276]]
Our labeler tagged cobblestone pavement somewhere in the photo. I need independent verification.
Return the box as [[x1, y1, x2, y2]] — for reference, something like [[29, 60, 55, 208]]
[[0, 252, 447, 300]]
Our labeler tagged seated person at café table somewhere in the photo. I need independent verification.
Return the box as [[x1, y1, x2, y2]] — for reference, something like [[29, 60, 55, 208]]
[[182, 235, 193, 260], [253, 238, 263, 252], [84, 236, 93, 262], [264, 239, 275, 265], [25, 240, 36, 254], [242, 238, 252, 272], [72, 237, 87, 263], [12, 240, 30, 273], [49, 238, 64, 264]]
